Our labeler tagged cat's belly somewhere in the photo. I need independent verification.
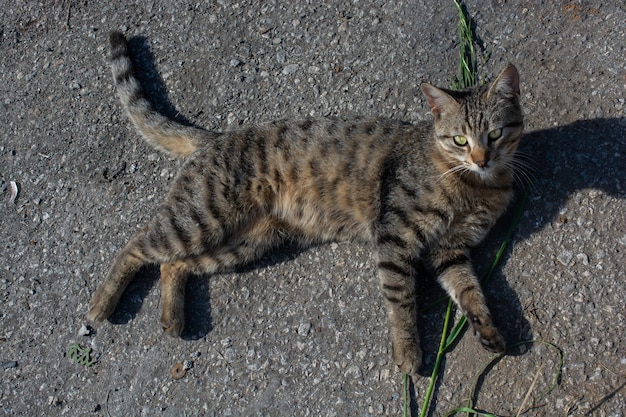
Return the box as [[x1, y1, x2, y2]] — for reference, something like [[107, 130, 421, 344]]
[[272, 191, 374, 243]]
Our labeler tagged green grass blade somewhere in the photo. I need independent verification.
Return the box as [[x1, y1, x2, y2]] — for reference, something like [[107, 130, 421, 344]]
[[453, 0, 475, 88], [445, 407, 500, 417], [418, 300, 454, 417]]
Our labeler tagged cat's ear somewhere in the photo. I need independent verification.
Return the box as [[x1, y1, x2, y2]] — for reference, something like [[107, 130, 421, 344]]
[[488, 64, 520, 99], [420, 83, 458, 117]]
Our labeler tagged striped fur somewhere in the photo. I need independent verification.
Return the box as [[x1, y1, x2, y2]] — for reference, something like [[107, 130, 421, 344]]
[[108, 31, 218, 157], [88, 32, 524, 379]]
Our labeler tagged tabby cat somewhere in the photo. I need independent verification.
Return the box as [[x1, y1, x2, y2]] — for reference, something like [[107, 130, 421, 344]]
[[88, 31, 523, 379]]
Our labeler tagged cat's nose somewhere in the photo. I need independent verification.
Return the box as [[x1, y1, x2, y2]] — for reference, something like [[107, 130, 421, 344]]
[[471, 149, 490, 169]]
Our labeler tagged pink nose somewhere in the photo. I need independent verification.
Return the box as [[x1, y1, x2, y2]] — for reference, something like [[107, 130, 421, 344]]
[[475, 159, 489, 168]]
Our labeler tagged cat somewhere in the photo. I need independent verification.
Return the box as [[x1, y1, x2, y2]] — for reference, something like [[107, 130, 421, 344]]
[[87, 31, 524, 379]]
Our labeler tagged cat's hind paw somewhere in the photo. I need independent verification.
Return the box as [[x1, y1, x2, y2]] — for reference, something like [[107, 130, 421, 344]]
[[160, 313, 185, 338], [86, 289, 118, 323]]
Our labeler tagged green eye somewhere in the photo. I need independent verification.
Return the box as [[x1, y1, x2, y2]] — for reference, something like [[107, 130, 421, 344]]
[[488, 128, 502, 141], [453, 135, 468, 146]]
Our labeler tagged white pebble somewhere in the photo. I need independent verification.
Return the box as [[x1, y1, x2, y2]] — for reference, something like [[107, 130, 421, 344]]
[[78, 324, 91, 336], [297, 322, 311, 336]]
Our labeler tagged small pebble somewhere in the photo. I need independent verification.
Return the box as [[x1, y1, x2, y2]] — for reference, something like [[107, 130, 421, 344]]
[[297, 322, 311, 336], [224, 348, 236, 363], [2, 360, 18, 369], [576, 253, 589, 265], [282, 64, 299, 75], [344, 365, 362, 379], [78, 324, 92, 336], [557, 249, 573, 266], [183, 360, 194, 371]]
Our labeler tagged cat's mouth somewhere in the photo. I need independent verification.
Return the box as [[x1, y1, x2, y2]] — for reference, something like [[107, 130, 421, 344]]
[[437, 159, 498, 184], [469, 162, 494, 175], [464, 161, 501, 183]]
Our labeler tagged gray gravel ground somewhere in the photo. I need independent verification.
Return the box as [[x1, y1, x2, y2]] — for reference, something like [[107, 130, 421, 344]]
[[1, 1, 625, 416]]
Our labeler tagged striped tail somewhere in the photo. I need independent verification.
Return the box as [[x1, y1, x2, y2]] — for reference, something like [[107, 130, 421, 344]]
[[108, 31, 218, 158]]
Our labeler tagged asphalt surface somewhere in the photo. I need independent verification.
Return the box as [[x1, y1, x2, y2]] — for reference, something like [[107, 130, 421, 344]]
[[1, 1, 625, 416]]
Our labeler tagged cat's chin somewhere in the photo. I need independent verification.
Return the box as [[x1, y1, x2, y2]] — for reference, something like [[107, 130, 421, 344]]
[[470, 165, 513, 187], [467, 166, 499, 184]]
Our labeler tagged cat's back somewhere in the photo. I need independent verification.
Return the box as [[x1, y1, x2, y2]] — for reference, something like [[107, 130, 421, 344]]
[[179, 116, 432, 240], [195, 116, 426, 154], [191, 116, 431, 181]]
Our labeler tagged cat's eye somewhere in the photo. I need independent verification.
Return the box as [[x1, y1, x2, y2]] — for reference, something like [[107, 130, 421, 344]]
[[487, 128, 502, 141], [453, 135, 468, 146]]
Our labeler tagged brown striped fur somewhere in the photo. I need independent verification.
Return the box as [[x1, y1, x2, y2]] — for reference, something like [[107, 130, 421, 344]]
[[87, 31, 524, 379]]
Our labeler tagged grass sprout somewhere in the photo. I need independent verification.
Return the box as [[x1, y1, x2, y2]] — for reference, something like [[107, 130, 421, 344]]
[[68, 343, 97, 366], [452, 0, 476, 89]]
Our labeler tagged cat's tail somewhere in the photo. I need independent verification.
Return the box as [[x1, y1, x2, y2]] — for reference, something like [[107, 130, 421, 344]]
[[108, 31, 218, 158]]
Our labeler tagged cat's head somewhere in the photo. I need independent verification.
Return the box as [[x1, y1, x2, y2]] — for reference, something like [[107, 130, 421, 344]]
[[421, 65, 523, 183]]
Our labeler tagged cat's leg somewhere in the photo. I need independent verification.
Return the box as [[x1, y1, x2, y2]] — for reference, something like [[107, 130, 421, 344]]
[[159, 216, 287, 337], [159, 261, 189, 337], [87, 226, 153, 322], [375, 230, 423, 379], [430, 244, 505, 353], [87, 180, 241, 323], [87, 205, 212, 323]]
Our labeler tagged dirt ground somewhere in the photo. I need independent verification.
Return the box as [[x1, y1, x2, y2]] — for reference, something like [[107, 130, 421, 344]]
[[1, 1, 625, 416]]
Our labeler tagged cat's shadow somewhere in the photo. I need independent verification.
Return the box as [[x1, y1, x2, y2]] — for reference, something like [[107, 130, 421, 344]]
[[126, 36, 198, 128], [494, 117, 624, 347], [107, 245, 308, 340]]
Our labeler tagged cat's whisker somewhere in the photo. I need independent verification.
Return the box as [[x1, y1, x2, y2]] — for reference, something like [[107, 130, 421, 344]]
[[437, 163, 467, 182], [512, 170, 529, 189], [511, 156, 537, 183], [512, 150, 534, 162], [501, 157, 536, 188], [512, 151, 537, 171]]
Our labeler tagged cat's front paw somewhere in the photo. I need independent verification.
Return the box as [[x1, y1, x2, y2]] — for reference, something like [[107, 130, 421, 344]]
[[469, 313, 506, 353], [392, 337, 423, 378]]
